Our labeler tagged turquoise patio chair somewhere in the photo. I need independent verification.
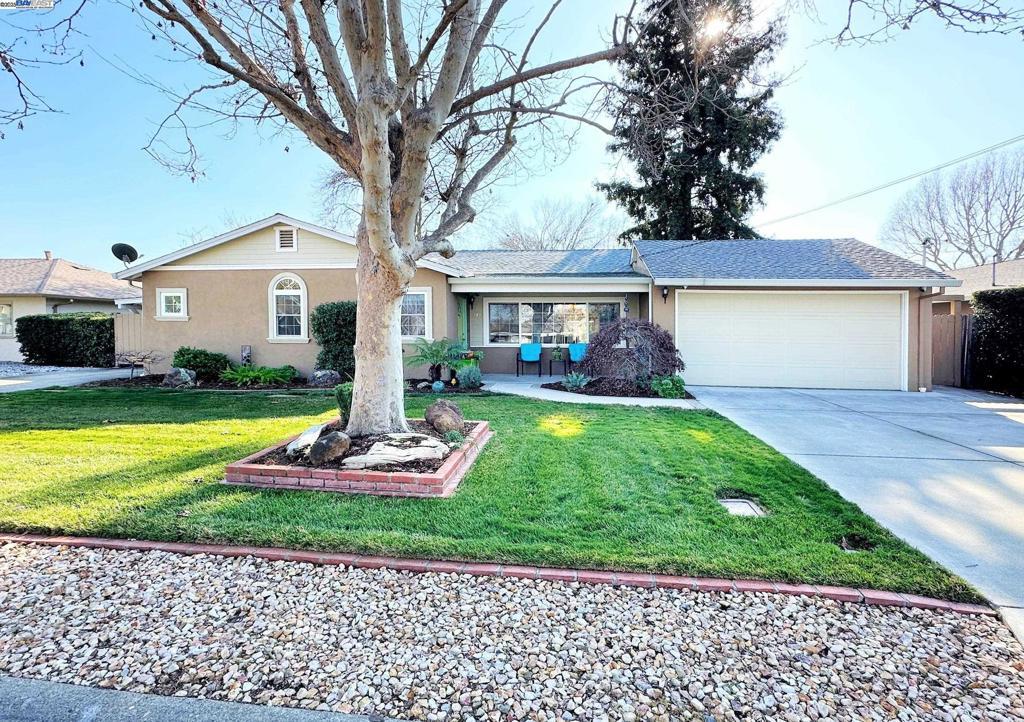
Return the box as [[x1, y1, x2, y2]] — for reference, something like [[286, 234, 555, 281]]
[[517, 343, 542, 377], [567, 342, 588, 371]]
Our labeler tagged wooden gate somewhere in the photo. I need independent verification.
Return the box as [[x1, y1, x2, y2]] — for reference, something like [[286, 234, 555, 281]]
[[932, 314, 973, 387], [113, 312, 143, 357]]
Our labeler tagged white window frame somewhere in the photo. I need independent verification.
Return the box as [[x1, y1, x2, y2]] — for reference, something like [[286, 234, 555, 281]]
[[155, 288, 188, 321], [267, 272, 309, 343], [275, 226, 298, 253], [482, 298, 624, 347], [401, 287, 433, 342], [0, 303, 13, 337]]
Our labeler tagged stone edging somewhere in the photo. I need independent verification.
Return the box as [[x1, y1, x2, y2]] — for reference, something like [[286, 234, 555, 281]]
[[0, 533, 994, 617], [224, 420, 493, 498]]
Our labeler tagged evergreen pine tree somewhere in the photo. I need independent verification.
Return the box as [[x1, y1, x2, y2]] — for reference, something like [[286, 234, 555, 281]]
[[599, 0, 784, 240]]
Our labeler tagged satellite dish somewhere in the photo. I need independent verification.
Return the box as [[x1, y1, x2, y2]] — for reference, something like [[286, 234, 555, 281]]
[[111, 243, 139, 266]]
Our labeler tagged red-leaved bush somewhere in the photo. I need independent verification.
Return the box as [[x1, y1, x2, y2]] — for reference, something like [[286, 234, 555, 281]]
[[577, 318, 684, 383]]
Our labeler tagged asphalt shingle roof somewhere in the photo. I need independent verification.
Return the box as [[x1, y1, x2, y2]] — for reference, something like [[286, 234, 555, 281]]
[[947, 259, 1024, 297], [633, 238, 955, 282], [0, 258, 141, 300], [435, 249, 641, 277]]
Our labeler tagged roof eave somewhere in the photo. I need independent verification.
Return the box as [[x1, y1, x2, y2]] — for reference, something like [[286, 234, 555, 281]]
[[652, 277, 963, 288]]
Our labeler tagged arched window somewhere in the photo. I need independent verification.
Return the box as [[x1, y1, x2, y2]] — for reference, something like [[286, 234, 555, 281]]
[[268, 273, 308, 342]]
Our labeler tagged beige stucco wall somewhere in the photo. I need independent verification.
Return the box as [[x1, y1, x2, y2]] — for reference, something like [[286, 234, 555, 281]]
[[651, 285, 933, 390], [0, 296, 45, 361], [466, 292, 644, 374], [141, 267, 451, 378]]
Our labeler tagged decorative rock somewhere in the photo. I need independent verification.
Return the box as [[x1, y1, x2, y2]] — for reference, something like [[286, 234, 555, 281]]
[[425, 399, 464, 435], [342, 433, 449, 469], [309, 369, 342, 388], [1, 542, 1020, 722], [162, 367, 197, 388], [307, 431, 352, 466], [285, 422, 330, 459]]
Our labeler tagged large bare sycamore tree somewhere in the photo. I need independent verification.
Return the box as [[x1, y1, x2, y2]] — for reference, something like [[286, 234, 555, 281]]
[[2, 0, 642, 434]]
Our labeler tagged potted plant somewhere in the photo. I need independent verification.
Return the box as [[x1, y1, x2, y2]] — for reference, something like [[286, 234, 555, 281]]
[[405, 338, 455, 382], [551, 347, 564, 362]]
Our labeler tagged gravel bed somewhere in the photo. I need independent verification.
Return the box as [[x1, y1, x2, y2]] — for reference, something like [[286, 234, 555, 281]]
[[1, 543, 1022, 721], [0, 362, 87, 377]]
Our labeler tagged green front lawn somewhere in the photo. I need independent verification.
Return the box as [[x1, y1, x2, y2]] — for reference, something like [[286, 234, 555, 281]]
[[0, 388, 976, 601]]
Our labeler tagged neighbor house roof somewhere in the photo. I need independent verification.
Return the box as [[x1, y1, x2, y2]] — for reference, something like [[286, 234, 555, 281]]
[[0, 258, 141, 300], [946, 259, 1024, 298], [430, 248, 641, 277], [632, 238, 960, 287]]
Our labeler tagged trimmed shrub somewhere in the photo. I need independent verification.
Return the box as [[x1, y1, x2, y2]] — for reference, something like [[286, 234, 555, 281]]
[[455, 364, 483, 389], [172, 346, 233, 381], [650, 374, 686, 399], [970, 287, 1024, 396], [335, 382, 354, 425], [577, 318, 684, 384], [15, 312, 114, 367], [310, 301, 357, 379]]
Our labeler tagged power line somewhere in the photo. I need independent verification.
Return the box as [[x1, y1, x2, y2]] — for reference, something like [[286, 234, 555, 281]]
[[755, 131, 1024, 229]]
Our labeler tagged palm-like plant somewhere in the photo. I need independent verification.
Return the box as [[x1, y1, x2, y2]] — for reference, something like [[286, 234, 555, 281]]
[[404, 338, 455, 382]]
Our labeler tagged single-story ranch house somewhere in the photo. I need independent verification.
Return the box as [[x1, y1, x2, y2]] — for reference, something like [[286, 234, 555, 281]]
[[1, 253, 142, 362], [115, 213, 960, 390]]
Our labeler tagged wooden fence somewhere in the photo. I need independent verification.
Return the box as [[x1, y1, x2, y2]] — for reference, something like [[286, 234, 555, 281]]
[[932, 314, 973, 387], [113, 312, 143, 358]]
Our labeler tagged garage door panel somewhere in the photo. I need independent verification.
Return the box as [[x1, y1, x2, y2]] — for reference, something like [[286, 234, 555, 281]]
[[676, 292, 904, 390]]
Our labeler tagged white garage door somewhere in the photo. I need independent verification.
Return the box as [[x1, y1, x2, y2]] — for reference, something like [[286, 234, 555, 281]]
[[675, 291, 906, 390]]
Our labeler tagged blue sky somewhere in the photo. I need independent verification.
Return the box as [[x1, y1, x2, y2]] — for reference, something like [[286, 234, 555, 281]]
[[2, 1, 1023, 271]]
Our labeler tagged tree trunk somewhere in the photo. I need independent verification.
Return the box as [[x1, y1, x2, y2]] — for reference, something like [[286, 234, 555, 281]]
[[345, 231, 410, 437]]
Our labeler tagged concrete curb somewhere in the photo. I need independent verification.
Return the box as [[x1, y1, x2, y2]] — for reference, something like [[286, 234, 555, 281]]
[[0, 533, 995, 617]]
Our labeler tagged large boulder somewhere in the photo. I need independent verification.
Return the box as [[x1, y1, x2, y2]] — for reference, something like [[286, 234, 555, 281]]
[[286, 421, 330, 460], [162, 367, 197, 388], [425, 399, 464, 435], [309, 369, 342, 388], [308, 431, 352, 466]]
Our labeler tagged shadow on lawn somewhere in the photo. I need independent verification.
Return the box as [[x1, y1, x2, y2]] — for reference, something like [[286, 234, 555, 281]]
[[0, 388, 337, 432]]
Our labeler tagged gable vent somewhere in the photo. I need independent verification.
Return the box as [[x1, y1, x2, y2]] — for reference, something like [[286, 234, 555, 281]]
[[276, 227, 297, 251]]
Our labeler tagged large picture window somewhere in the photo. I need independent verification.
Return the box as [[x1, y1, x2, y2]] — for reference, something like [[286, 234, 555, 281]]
[[268, 273, 308, 342], [487, 301, 621, 345]]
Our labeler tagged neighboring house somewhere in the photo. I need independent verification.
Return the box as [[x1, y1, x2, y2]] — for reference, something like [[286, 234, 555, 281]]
[[0, 253, 143, 362], [932, 259, 1024, 315], [114, 214, 960, 391]]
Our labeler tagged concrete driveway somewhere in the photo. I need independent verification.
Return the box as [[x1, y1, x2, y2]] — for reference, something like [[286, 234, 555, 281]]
[[0, 368, 132, 393], [692, 385, 1024, 633]]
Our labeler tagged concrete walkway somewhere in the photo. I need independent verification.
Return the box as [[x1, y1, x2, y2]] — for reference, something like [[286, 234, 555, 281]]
[[692, 385, 1024, 637], [0, 676, 403, 722], [482, 373, 704, 409], [0, 368, 131, 393]]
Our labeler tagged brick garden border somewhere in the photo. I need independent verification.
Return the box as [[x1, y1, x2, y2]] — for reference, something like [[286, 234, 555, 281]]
[[0, 533, 994, 617], [224, 420, 492, 498]]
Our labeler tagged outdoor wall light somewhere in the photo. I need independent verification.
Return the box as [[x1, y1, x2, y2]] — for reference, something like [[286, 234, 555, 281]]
[[623, 295, 629, 315], [661, 286, 669, 303]]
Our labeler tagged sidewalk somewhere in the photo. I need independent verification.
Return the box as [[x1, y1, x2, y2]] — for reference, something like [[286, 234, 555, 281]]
[[481, 374, 703, 409]]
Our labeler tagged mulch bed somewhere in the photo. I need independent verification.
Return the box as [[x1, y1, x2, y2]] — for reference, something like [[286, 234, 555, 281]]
[[541, 377, 695, 399], [253, 419, 478, 474], [406, 378, 487, 395]]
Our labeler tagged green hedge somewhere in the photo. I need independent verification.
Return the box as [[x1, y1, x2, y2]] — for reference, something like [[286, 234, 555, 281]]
[[310, 301, 357, 379], [970, 287, 1024, 396], [15, 312, 115, 367]]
